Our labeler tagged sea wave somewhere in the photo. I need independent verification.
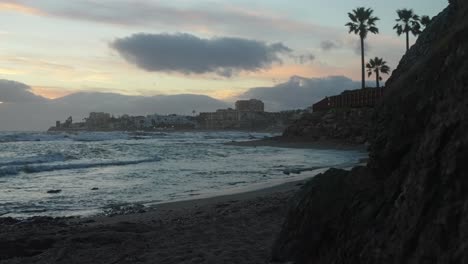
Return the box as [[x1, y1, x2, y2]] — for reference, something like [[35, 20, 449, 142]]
[[0, 131, 172, 143], [0, 157, 161, 177], [0, 132, 63, 143], [0, 153, 67, 167]]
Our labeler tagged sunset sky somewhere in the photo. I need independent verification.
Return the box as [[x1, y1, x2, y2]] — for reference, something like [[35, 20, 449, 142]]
[[0, 0, 447, 100]]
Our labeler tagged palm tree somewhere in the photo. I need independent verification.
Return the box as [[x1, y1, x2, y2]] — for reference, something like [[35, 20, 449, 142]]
[[366, 57, 390, 88], [345, 7, 379, 89], [420, 15, 432, 29], [394, 9, 421, 52]]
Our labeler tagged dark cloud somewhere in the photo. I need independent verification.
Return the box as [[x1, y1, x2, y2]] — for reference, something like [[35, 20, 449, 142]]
[[320, 40, 342, 51], [0, 80, 46, 103], [110, 33, 291, 76], [238, 75, 371, 111]]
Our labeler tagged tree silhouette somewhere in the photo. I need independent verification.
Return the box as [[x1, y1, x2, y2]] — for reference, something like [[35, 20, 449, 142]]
[[345, 7, 379, 89], [366, 57, 390, 88], [420, 15, 432, 29], [394, 9, 421, 52]]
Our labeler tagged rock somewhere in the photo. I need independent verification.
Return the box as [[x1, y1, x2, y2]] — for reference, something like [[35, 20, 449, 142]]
[[91, 187, 99, 190], [46, 189, 61, 194], [282, 108, 374, 144], [273, 2, 468, 263]]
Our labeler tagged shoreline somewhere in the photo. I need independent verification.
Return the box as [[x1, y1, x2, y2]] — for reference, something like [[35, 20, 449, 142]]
[[1, 136, 366, 220], [0, 175, 312, 263], [0, 136, 367, 263], [226, 136, 367, 151], [145, 167, 329, 209], [1, 167, 336, 220]]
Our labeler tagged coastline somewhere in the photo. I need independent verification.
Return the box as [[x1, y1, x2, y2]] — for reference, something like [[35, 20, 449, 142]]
[[226, 136, 367, 151], [0, 138, 367, 263], [0, 177, 309, 263]]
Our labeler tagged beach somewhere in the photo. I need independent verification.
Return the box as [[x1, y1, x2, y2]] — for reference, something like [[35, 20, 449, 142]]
[[0, 179, 305, 264], [0, 131, 367, 263]]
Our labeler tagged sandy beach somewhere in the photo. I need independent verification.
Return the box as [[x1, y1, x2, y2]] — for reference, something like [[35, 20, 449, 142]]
[[0, 178, 307, 264]]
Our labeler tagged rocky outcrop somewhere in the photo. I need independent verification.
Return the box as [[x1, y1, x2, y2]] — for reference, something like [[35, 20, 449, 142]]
[[273, 2, 468, 263], [282, 108, 374, 144]]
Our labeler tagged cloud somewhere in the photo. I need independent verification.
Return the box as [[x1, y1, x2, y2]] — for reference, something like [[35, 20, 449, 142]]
[[0, 79, 46, 103], [320, 40, 342, 51], [110, 33, 291, 76], [0, 2, 43, 15], [238, 75, 369, 111], [0, 1, 340, 41]]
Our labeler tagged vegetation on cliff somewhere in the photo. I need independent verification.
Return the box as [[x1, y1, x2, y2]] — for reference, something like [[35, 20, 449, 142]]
[[345, 7, 379, 90]]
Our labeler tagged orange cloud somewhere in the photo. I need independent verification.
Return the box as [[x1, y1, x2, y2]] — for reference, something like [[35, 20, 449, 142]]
[[0, 2, 43, 15], [206, 89, 242, 100], [30, 86, 73, 99]]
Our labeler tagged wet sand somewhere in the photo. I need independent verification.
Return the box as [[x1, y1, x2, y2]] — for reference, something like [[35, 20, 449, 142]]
[[225, 136, 366, 151], [0, 179, 307, 264]]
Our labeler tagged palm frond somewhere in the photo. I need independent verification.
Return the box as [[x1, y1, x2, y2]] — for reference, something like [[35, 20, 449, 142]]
[[346, 7, 379, 38], [368, 26, 379, 34], [380, 65, 391, 74], [348, 12, 358, 23]]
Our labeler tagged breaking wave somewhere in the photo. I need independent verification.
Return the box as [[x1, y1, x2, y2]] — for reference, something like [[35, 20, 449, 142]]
[[0, 131, 169, 143], [0, 157, 161, 177], [0, 153, 68, 167]]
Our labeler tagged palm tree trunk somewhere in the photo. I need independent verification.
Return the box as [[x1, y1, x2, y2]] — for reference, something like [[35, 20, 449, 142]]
[[406, 32, 409, 51], [361, 37, 365, 89], [376, 70, 380, 88]]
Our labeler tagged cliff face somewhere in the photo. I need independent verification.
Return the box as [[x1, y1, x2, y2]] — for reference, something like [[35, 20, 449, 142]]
[[282, 108, 374, 144], [273, 2, 468, 263]]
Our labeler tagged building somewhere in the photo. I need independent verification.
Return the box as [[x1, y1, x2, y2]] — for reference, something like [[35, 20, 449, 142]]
[[85, 112, 111, 128], [199, 108, 240, 129], [235, 99, 264, 112], [312, 87, 384, 112], [144, 114, 195, 129], [197, 99, 295, 130]]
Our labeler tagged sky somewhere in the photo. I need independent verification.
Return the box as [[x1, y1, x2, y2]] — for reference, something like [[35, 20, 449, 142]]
[[0, 0, 447, 102]]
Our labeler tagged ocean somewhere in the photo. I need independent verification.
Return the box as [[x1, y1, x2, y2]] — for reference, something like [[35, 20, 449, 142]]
[[0, 131, 367, 218]]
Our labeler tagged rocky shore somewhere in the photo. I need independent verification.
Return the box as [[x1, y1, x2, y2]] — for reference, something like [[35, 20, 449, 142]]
[[283, 108, 374, 145]]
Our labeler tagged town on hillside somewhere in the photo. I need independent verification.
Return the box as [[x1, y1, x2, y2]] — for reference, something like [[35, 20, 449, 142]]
[[48, 99, 303, 132]]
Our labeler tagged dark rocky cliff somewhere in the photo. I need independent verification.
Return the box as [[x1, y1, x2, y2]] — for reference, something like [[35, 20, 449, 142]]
[[273, 1, 468, 263], [283, 108, 374, 145]]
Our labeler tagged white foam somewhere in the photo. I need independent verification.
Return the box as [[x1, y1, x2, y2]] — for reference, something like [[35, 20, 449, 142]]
[[0, 157, 161, 177]]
